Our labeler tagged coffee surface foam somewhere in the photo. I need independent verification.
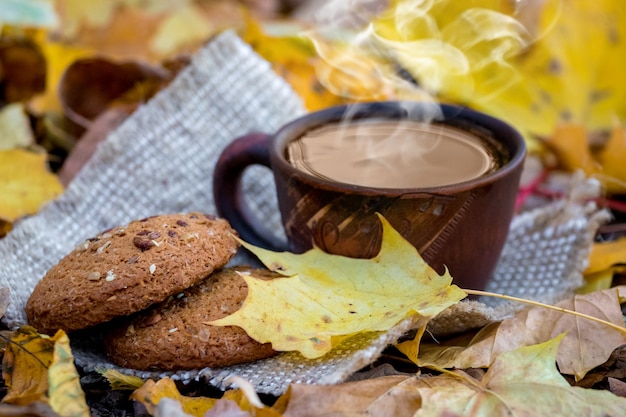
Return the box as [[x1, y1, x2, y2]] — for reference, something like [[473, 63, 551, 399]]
[[287, 119, 499, 188]]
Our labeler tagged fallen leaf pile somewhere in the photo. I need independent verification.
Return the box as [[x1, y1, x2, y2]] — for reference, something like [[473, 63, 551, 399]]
[[2, 0, 626, 416]]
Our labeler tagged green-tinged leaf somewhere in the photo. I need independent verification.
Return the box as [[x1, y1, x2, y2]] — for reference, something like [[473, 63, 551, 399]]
[[48, 331, 89, 417], [100, 369, 146, 391], [415, 336, 626, 416]]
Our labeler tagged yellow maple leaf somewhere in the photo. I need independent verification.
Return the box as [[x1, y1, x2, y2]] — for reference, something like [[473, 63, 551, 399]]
[[130, 378, 217, 417], [0, 148, 63, 222], [476, 0, 626, 139], [210, 214, 466, 359], [48, 331, 89, 417], [352, 0, 625, 160], [368, 0, 525, 106]]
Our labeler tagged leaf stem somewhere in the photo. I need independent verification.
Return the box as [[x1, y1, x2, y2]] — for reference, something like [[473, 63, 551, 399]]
[[464, 289, 626, 336]]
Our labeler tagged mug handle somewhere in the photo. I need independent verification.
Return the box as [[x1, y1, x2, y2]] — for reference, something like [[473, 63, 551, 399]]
[[213, 133, 287, 251]]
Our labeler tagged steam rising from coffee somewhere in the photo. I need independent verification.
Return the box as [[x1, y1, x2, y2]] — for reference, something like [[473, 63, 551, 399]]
[[304, 0, 550, 107], [290, 0, 551, 188]]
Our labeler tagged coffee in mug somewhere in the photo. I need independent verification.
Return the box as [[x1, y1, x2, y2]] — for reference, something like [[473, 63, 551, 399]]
[[286, 119, 506, 189], [213, 102, 526, 291]]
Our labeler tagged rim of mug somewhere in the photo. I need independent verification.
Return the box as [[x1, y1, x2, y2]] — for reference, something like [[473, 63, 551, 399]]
[[271, 100, 527, 195]]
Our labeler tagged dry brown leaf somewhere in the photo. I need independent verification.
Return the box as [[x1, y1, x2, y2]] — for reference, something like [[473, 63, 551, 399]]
[[0, 220, 12, 238], [418, 287, 626, 381], [0, 37, 46, 105], [280, 338, 626, 416], [59, 57, 170, 129], [0, 287, 10, 320], [0, 402, 59, 417], [28, 32, 96, 114], [609, 378, 626, 398], [281, 376, 418, 417], [58, 105, 133, 186]]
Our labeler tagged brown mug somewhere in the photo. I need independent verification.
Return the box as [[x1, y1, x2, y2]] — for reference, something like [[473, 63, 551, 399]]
[[213, 101, 526, 290]]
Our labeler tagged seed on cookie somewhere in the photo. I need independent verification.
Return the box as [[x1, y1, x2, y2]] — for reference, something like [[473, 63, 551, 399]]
[[133, 236, 155, 251], [87, 272, 101, 281]]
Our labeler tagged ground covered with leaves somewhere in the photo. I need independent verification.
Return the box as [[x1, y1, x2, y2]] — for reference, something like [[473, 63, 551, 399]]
[[2, 0, 626, 416]]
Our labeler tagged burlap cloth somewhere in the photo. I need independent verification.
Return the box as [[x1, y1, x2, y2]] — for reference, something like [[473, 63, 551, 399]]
[[0, 31, 611, 396]]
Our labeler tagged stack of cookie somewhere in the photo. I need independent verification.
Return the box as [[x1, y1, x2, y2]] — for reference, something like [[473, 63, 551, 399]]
[[25, 212, 279, 371]]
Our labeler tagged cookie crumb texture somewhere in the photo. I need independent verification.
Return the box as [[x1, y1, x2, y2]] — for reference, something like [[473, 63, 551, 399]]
[[104, 267, 279, 370], [25, 213, 239, 335]]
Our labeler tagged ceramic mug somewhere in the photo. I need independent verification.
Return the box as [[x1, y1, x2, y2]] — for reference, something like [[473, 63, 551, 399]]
[[213, 101, 526, 290]]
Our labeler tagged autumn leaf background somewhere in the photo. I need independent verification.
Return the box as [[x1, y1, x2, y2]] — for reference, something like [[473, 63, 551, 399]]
[[2, 0, 626, 416]]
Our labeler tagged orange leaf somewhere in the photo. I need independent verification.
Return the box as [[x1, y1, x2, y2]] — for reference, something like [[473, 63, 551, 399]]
[[544, 123, 599, 175], [130, 378, 217, 416], [597, 122, 626, 192]]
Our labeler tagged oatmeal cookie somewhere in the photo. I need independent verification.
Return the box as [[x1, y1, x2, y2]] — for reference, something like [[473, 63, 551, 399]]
[[25, 213, 239, 335], [104, 267, 279, 370]]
